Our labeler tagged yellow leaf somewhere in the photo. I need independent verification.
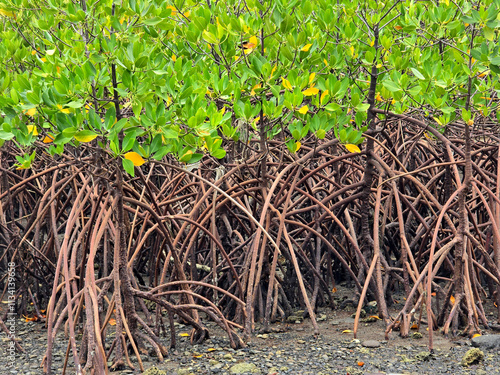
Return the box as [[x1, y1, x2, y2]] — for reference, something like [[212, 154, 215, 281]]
[[301, 43, 312, 52], [179, 332, 190, 337], [309, 72, 316, 84], [320, 90, 329, 104], [411, 323, 419, 329], [41, 57, 47, 63], [271, 65, 277, 76], [478, 70, 489, 78], [197, 129, 211, 137], [74, 133, 98, 143], [375, 93, 382, 102], [467, 119, 474, 126], [193, 354, 203, 358], [42, 135, 54, 143], [124, 152, 145, 166], [172, 54, 177, 62], [166, 5, 177, 15], [249, 35, 258, 47], [342, 329, 353, 334], [56, 104, 71, 114], [0, 8, 15, 18], [282, 77, 292, 91], [302, 87, 319, 96], [31, 50, 37, 55], [26, 108, 37, 117], [27, 125, 38, 136], [109, 318, 117, 326], [370, 39, 375, 47], [298, 105, 308, 114], [207, 348, 217, 352], [450, 295, 455, 304], [331, 287, 337, 293], [244, 48, 253, 55], [250, 83, 261, 96], [183, 10, 190, 18], [345, 144, 361, 153], [358, 361, 364, 367], [472, 333, 481, 339], [324, 59, 328, 65], [369, 315, 381, 320], [295, 141, 301, 151]]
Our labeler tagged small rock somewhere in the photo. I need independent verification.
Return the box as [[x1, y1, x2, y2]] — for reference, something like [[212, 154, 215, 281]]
[[461, 348, 484, 366], [316, 314, 327, 322], [352, 309, 366, 318], [229, 362, 260, 374], [344, 366, 363, 375], [256, 334, 269, 339], [365, 301, 378, 313], [362, 340, 381, 348], [142, 367, 166, 375], [471, 334, 500, 349], [412, 332, 423, 339], [223, 353, 233, 360], [176, 368, 194, 375], [415, 351, 432, 361]]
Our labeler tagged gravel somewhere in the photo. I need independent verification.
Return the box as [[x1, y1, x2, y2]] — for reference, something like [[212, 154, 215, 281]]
[[2, 310, 500, 374]]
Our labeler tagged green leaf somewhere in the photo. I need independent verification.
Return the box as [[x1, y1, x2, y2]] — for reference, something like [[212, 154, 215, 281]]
[[74, 130, 98, 142], [382, 80, 401, 92], [211, 148, 226, 159], [122, 158, 135, 176], [410, 68, 425, 80], [202, 30, 217, 44]]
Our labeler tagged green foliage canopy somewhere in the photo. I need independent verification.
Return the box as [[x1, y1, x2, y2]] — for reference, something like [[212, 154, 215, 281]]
[[0, 0, 499, 174]]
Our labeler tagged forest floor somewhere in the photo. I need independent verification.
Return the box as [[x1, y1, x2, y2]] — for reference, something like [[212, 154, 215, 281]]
[[2, 285, 500, 375]]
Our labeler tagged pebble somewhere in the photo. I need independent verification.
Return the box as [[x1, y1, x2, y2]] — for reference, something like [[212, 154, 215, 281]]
[[229, 362, 260, 373], [471, 334, 500, 349], [362, 339, 381, 348]]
